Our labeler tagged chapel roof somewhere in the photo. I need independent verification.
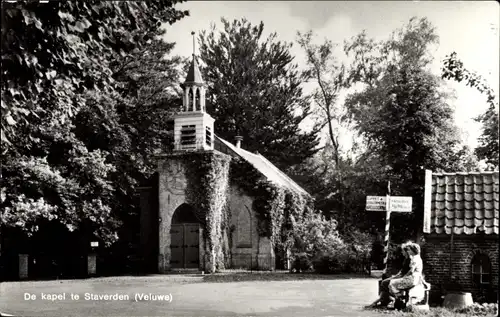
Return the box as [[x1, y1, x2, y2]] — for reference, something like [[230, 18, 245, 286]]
[[184, 55, 204, 85], [215, 136, 309, 196], [423, 171, 499, 235]]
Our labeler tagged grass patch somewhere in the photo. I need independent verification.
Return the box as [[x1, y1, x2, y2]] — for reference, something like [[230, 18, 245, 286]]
[[364, 305, 498, 317], [202, 271, 374, 283]]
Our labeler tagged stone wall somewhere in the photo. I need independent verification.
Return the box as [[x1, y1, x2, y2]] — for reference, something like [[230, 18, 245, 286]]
[[157, 157, 189, 272], [154, 153, 276, 272], [228, 185, 274, 270], [422, 234, 499, 303], [156, 152, 233, 273], [228, 185, 259, 269]]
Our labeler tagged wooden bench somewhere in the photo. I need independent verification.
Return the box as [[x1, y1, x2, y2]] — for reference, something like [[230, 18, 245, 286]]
[[378, 279, 431, 310], [396, 283, 431, 310]]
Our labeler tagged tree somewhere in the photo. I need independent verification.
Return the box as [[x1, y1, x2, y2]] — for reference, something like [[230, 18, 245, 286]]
[[197, 18, 321, 170], [1, 0, 187, 150], [343, 17, 478, 238], [72, 38, 185, 252], [442, 52, 499, 169], [1, 0, 188, 245], [296, 31, 354, 226], [294, 31, 398, 232]]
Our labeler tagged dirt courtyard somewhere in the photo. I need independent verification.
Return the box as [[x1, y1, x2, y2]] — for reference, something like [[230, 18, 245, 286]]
[[0, 275, 386, 316]]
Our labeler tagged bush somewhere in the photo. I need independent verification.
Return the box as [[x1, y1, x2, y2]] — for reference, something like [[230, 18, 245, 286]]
[[343, 229, 373, 272], [344, 230, 373, 258], [456, 302, 498, 316], [370, 233, 385, 268], [291, 210, 343, 252], [312, 249, 345, 274], [290, 252, 312, 272], [290, 211, 341, 273], [289, 211, 374, 274], [311, 242, 368, 274]]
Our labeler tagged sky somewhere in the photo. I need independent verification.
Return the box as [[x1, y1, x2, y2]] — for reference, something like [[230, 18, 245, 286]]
[[162, 1, 499, 151]]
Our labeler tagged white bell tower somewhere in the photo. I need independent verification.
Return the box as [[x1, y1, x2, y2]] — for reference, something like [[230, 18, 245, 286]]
[[173, 32, 215, 151]]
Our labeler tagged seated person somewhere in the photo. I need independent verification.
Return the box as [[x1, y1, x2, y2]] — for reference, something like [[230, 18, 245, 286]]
[[388, 242, 425, 300], [367, 242, 411, 308]]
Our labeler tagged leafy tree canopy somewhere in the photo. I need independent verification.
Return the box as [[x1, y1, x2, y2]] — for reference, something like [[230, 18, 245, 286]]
[[442, 52, 499, 169], [198, 18, 321, 170], [1, 0, 188, 245], [344, 17, 478, 175], [342, 17, 480, 238], [292, 18, 479, 241]]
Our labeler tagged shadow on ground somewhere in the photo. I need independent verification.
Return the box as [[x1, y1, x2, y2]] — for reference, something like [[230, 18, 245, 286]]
[[202, 272, 375, 283]]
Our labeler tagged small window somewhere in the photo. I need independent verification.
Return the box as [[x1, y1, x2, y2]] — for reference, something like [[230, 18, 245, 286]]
[[237, 209, 252, 248], [205, 126, 212, 147], [471, 254, 491, 285], [181, 125, 196, 149], [187, 89, 194, 111], [195, 88, 201, 111]]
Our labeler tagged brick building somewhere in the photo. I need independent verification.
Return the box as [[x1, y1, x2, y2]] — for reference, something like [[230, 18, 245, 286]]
[[421, 170, 499, 303]]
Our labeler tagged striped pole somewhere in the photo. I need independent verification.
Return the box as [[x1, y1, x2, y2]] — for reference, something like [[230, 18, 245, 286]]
[[382, 181, 391, 277]]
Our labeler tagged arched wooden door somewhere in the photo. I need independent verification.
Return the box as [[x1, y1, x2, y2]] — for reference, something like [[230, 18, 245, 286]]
[[170, 204, 200, 269]]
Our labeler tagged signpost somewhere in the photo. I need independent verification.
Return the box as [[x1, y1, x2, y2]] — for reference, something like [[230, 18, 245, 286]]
[[366, 196, 387, 211], [389, 197, 413, 213], [365, 196, 413, 213], [366, 182, 413, 277]]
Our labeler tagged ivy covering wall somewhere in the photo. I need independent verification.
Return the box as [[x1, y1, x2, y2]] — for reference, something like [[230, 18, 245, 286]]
[[182, 151, 231, 272], [229, 157, 313, 251], [172, 152, 313, 272]]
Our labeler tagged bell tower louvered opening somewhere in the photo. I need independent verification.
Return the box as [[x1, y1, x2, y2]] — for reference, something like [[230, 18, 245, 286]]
[[173, 32, 214, 152]]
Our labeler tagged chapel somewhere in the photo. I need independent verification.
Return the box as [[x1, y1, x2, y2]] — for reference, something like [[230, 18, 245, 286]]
[[0, 36, 311, 281], [137, 44, 309, 273]]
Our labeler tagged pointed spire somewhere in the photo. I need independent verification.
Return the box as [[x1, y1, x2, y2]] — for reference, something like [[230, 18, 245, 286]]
[[184, 31, 204, 85], [184, 57, 204, 84]]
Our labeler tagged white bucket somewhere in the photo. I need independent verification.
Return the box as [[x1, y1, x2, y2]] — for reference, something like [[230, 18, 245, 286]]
[[443, 292, 473, 309]]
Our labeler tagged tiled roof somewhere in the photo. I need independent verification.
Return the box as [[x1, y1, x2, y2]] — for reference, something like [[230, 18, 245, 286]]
[[215, 136, 309, 196], [423, 171, 499, 235]]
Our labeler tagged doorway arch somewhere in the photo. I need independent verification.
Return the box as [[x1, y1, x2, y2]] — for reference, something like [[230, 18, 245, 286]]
[[170, 204, 201, 269]]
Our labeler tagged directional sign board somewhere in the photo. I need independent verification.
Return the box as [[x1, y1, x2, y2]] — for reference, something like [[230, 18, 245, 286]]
[[366, 196, 413, 212], [366, 196, 387, 211], [389, 196, 412, 212]]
